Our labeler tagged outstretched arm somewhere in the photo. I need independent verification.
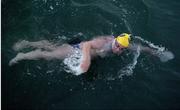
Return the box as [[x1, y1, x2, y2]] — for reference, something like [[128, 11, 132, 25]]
[[128, 43, 156, 55], [128, 43, 174, 62]]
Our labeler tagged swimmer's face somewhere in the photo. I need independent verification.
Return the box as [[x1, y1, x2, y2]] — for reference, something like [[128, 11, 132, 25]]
[[112, 40, 126, 55]]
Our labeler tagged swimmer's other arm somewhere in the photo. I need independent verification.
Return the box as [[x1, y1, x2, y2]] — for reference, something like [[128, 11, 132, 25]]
[[128, 43, 156, 55], [79, 41, 92, 73]]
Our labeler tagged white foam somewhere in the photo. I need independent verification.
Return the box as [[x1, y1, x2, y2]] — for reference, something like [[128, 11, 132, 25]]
[[50, 6, 54, 10], [63, 48, 84, 75], [134, 36, 174, 62], [118, 45, 140, 79], [134, 36, 165, 52]]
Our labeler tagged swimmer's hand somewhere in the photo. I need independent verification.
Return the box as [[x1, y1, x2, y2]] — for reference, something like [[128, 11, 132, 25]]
[[154, 51, 174, 62], [80, 62, 89, 73], [71, 64, 88, 75], [70, 61, 89, 75], [71, 58, 90, 75], [72, 66, 84, 75]]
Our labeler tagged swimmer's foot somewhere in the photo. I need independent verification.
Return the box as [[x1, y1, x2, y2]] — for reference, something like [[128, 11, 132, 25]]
[[9, 58, 18, 66], [13, 40, 30, 51], [9, 53, 24, 66]]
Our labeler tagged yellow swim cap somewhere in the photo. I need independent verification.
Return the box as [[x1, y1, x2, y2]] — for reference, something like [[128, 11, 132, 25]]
[[115, 33, 131, 47]]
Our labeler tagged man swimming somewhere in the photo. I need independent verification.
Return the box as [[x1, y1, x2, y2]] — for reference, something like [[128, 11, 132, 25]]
[[9, 33, 169, 74]]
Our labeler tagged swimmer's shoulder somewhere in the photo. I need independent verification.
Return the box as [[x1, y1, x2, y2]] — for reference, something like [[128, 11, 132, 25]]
[[92, 35, 114, 41], [88, 35, 113, 48]]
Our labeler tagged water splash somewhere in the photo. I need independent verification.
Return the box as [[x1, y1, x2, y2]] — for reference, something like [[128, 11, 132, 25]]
[[63, 48, 84, 75], [118, 46, 140, 79], [134, 36, 165, 51], [134, 36, 174, 62]]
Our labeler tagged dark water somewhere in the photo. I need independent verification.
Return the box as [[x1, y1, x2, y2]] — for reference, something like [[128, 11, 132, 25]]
[[2, 0, 180, 109]]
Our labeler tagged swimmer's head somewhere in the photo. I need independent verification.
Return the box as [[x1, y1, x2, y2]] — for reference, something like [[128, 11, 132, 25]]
[[115, 33, 131, 48], [112, 33, 131, 55]]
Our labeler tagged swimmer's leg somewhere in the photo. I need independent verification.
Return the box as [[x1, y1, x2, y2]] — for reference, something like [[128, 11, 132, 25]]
[[9, 44, 73, 66], [13, 40, 58, 51]]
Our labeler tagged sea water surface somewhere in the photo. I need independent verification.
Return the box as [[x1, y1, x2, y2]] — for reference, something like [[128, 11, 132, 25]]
[[2, 0, 180, 109]]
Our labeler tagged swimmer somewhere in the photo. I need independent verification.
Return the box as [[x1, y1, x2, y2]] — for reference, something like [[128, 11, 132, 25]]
[[9, 33, 170, 74]]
